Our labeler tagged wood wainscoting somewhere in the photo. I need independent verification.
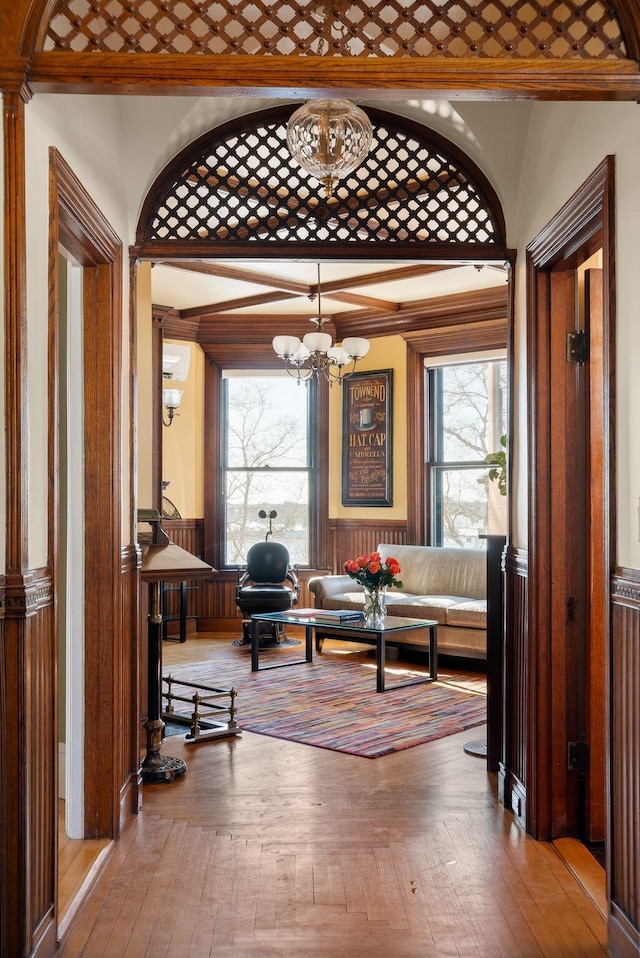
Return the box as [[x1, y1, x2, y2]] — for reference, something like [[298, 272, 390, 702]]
[[328, 518, 408, 571], [170, 517, 409, 634], [0, 569, 57, 958], [609, 568, 640, 956], [161, 519, 204, 636], [500, 546, 528, 832]]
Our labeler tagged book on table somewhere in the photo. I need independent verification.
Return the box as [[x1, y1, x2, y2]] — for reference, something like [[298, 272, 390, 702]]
[[289, 608, 364, 623]]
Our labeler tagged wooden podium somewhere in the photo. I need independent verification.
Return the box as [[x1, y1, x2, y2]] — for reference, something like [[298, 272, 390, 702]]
[[139, 511, 215, 784]]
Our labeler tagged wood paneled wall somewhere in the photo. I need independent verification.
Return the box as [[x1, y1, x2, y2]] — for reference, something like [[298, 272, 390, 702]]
[[0, 572, 57, 958], [499, 546, 528, 832], [162, 519, 203, 634], [172, 518, 409, 633], [329, 518, 409, 571], [610, 569, 640, 955]]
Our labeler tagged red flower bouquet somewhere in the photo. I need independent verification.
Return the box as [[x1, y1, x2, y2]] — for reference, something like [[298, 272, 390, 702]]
[[342, 551, 403, 590]]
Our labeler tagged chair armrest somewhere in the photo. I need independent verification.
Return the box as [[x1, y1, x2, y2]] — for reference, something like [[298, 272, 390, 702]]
[[308, 574, 361, 604], [286, 565, 300, 604]]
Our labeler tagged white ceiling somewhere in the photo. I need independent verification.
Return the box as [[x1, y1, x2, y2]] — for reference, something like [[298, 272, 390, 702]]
[[151, 260, 508, 318]]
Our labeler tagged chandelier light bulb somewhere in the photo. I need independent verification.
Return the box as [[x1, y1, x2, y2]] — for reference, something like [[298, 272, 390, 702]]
[[293, 343, 311, 363], [272, 335, 301, 358], [342, 337, 371, 360], [326, 346, 350, 367], [303, 330, 333, 353]]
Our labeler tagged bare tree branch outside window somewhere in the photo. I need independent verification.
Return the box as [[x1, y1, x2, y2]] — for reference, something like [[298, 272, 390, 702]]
[[224, 377, 310, 565], [430, 360, 507, 547]]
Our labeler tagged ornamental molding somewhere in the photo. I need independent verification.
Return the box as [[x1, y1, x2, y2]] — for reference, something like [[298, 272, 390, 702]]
[[1, 570, 53, 618]]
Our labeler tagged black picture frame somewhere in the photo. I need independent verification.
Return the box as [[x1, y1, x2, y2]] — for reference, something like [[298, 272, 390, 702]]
[[342, 369, 393, 506]]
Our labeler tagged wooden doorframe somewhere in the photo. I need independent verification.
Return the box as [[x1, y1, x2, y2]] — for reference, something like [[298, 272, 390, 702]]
[[525, 156, 615, 842], [48, 148, 124, 839]]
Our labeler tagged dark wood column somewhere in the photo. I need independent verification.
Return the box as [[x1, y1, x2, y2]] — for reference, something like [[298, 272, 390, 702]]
[[1, 86, 58, 958]]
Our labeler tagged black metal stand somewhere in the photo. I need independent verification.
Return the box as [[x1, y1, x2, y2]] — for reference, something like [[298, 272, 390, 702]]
[[140, 579, 187, 784]]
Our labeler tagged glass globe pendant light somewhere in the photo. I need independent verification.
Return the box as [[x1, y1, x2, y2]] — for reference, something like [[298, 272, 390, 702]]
[[286, 99, 373, 198]]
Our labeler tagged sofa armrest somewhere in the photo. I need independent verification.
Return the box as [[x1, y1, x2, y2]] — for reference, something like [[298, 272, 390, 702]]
[[308, 574, 361, 604]]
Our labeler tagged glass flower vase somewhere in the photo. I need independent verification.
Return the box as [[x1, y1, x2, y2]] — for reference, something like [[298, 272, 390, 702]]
[[362, 584, 387, 627]]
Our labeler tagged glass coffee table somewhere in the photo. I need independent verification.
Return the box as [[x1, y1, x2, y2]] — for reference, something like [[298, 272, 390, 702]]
[[250, 611, 437, 693]]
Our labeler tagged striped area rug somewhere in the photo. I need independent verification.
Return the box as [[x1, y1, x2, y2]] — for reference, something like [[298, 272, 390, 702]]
[[163, 643, 486, 759]]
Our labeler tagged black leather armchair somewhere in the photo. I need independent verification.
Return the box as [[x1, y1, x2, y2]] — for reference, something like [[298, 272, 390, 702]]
[[235, 541, 299, 647]]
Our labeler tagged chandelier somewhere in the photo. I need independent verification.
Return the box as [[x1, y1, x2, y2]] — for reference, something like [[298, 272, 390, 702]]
[[286, 99, 373, 198], [272, 265, 370, 385]]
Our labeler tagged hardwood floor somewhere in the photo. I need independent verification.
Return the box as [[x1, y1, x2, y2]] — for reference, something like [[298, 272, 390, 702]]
[[58, 801, 112, 939], [58, 635, 607, 957]]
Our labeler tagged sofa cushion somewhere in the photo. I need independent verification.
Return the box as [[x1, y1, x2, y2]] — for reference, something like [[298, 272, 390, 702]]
[[319, 590, 480, 627], [386, 594, 472, 625], [445, 599, 487, 629]]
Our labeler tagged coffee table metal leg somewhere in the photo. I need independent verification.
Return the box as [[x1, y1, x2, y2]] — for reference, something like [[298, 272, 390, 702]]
[[377, 630, 385, 692], [251, 617, 260, 672], [430, 624, 438, 680]]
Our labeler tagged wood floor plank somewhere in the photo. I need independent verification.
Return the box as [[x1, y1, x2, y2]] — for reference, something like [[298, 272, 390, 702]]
[[57, 635, 608, 958]]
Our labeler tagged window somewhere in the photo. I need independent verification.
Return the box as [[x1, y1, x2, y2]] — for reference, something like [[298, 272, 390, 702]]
[[223, 373, 311, 566], [427, 358, 507, 547]]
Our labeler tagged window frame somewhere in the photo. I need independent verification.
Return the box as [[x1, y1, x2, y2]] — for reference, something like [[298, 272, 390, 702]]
[[220, 371, 314, 568], [425, 357, 507, 548], [203, 357, 329, 574]]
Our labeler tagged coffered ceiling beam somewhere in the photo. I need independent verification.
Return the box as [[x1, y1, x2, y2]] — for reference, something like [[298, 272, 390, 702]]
[[180, 290, 299, 318], [327, 291, 398, 311], [157, 284, 507, 344], [160, 261, 311, 295]]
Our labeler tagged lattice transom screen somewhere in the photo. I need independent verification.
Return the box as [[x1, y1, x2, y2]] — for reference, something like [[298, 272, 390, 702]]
[[142, 112, 502, 246], [44, 0, 626, 59]]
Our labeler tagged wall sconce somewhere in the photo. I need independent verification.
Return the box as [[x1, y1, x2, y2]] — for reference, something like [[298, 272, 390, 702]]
[[162, 387, 183, 427]]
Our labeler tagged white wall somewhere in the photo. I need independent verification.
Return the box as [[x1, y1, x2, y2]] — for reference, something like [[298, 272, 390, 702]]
[[510, 101, 640, 566], [25, 95, 132, 565], [14, 94, 640, 570]]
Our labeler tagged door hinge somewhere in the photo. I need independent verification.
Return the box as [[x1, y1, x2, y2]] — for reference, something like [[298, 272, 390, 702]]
[[566, 329, 589, 364], [568, 740, 590, 776]]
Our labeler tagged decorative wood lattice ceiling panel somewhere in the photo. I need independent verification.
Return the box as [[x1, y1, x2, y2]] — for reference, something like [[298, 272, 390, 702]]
[[44, 0, 627, 59], [140, 109, 504, 248]]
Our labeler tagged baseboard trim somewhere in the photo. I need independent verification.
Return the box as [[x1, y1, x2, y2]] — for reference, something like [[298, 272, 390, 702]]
[[57, 841, 114, 944], [552, 838, 607, 920], [609, 903, 640, 957]]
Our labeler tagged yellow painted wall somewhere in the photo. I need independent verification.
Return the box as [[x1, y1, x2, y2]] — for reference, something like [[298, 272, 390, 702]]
[[329, 335, 407, 520], [136, 263, 154, 509], [159, 334, 407, 522], [162, 340, 205, 519]]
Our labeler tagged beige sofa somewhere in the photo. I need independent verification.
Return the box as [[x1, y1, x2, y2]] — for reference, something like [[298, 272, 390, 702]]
[[308, 543, 487, 660]]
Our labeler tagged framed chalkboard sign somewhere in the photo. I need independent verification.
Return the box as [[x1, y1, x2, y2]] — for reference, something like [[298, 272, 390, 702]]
[[342, 369, 393, 506]]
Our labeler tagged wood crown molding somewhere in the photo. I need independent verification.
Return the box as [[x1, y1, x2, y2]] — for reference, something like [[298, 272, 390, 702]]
[[527, 157, 613, 269], [0, 68, 32, 103], [403, 317, 507, 356], [337, 285, 508, 340], [158, 285, 507, 351], [23, 52, 640, 100]]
